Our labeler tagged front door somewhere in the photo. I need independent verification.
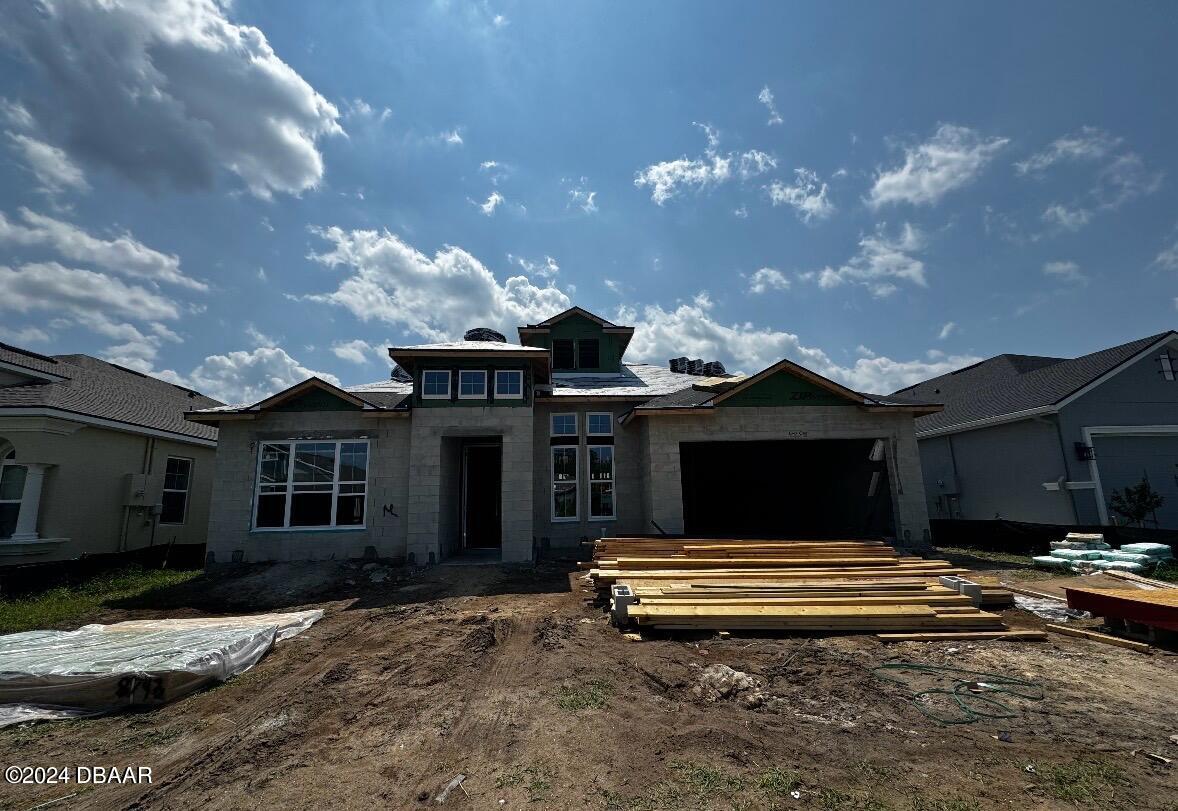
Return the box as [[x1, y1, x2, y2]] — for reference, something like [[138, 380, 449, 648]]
[[463, 444, 502, 548]]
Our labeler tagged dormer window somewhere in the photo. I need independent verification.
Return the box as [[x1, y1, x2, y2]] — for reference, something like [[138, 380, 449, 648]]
[[578, 339, 600, 369], [553, 339, 575, 370], [458, 370, 487, 399]]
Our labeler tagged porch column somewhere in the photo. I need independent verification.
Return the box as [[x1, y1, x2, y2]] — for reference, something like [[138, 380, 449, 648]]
[[9, 463, 52, 542]]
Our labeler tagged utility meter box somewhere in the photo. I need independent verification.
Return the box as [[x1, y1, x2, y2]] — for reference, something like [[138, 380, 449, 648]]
[[124, 473, 163, 507]]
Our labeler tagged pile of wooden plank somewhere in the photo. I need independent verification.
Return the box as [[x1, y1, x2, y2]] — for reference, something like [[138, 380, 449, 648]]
[[586, 537, 1031, 640]]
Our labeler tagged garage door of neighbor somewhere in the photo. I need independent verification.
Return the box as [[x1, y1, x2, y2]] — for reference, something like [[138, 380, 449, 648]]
[[679, 439, 894, 538], [1093, 434, 1178, 529]]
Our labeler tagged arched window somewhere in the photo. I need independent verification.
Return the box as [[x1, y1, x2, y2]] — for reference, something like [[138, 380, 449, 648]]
[[0, 438, 25, 539]]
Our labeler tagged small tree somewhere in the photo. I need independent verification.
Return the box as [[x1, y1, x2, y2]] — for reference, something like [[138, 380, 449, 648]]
[[1108, 476, 1165, 527]]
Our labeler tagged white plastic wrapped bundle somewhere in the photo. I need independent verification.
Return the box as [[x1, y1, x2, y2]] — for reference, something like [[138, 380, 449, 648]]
[[1090, 560, 1148, 573], [1099, 551, 1153, 564], [0, 610, 322, 727], [1118, 543, 1174, 558], [1049, 549, 1104, 561], [1033, 555, 1070, 569]]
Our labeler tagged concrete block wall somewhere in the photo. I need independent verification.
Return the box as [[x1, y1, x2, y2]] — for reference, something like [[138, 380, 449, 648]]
[[531, 401, 648, 549], [641, 406, 933, 550], [205, 412, 410, 563]]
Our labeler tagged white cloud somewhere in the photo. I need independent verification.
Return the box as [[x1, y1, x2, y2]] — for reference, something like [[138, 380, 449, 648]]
[[331, 338, 381, 364], [868, 124, 1008, 207], [565, 176, 598, 213], [3, 0, 342, 197], [492, 14, 508, 28], [6, 132, 88, 194], [747, 267, 790, 295], [604, 279, 622, 294], [1043, 260, 1086, 283], [803, 223, 926, 297], [0, 262, 180, 322], [476, 191, 504, 216], [618, 293, 980, 392], [160, 346, 340, 404], [306, 226, 572, 342], [0, 208, 205, 290], [479, 160, 509, 186], [509, 254, 560, 279], [1041, 203, 1092, 232], [1154, 239, 1178, 271], [439, 129, 464, 146], [244, 324, 278, 348], [0, 324, 51, 345], [1015, 126, 1121, 175], [733, 205, 748, 219], [757, 85, 783, 126], [937, 321, 957, 340], [342, 98, 391, 124], [1094, 152, 1163, 209], [634, 123, 773, 205], [0, 98, 34, 130], [766, 168, 835, 222]]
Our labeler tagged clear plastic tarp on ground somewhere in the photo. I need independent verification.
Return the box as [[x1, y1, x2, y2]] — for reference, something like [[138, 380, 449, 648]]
[[0, 610, 323, 726]]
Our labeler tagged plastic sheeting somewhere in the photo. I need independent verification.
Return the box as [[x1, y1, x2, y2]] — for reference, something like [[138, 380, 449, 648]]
[[0, 610, 322, 727]]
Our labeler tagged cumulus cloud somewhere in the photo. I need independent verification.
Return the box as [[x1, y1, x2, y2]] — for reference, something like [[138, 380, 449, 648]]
[[766, 168, 835, 222], [1015, 126, 1121, 176], [634, 123, 773, 205], [2, 0, 342, 197], [476, 191, 505, 216], [331, 338, 382, 364], [509, 254, 560, 279], [160, 346, 341, 404], [1043, 260, 1086, 283], [0, 262, 180, 322], [306, 226, 572, 342], [802, 223, 926, 297], [565, 176, 598, 213], [757, 85, 783, 126], [617, 294, 979, 392], [0, 324, 51, 345], [6, 132, 88, 194], [937, 321, 957, 340], [0, 208, 205, 290], [868, 124, 1008, 207], [747, 267, 790, 295], [438, 129, 464, 146]]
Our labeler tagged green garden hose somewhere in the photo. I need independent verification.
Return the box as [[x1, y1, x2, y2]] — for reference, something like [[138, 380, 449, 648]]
[[870, 663, 1045, 725]]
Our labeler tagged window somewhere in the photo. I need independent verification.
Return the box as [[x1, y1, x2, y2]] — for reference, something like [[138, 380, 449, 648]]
[[495, 369, 524, 399], [254, 440, 368, 530], [422, 369, 451, 399], [160, 457, 192, 524], [458, 370, 487, 399], [551, 413, 577, 437], [589, 445, 615, 519], [552, 445, 578, 520], [578, 338, 600, 369], [587, 413, 613, 436], [1160, 353, 1175, 382], [0, 446, 23, 539], [552, 339, 575, 370]]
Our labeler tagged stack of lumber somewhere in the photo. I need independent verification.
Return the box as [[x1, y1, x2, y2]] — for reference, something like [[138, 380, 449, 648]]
[[587, 538, 1027, 639]]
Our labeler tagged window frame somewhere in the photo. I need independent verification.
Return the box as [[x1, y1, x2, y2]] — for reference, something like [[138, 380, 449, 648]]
[[586, 412, 614, 436], [588, 444, 616, 521], [550, 412, 578, 437], [550, 444, 579, 522], [251, 439, 369, 532], [0, 448, 24, 540], [494, 369, 524, 399], [159, 455, 193, 525], [552, 338, 576, 370], [577, 338, 601, 369], [422, 369, 451, 400], [457, 369, 488, 400]]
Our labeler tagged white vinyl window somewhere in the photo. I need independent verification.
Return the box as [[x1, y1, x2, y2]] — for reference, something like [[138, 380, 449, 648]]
[[551, 445, 578, 521], [422, 369, 451, 399], [589, 445, 615, 519], [0, 447, 24, 540], [551, 413, 577, 437], [458, 370, 487, 399], [160, 456, 192, 525], [254, 440, 368, 530], [1160, 353, 1175, 381], [587, 412, 613, 436], [495, 369, 524, 399]]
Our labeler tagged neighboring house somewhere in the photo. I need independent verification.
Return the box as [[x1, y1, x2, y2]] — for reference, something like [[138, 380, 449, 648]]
[[188, 306, 940, 565], [893, 331, 1178, 529], [0, 344, 222, 565]]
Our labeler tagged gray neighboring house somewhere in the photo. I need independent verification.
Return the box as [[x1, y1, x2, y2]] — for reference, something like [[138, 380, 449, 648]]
[[893, 330, 1178, 529], [0, 344, 222, 564], [188, 306, 940, 566]]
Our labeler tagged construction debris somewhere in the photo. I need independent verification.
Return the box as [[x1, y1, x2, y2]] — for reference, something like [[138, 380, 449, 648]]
[[1044, 623, 1153, 653], [586, 538, 1022, 638]]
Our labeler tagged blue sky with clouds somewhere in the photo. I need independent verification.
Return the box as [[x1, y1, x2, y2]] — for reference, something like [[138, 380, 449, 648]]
[[1, 0, 1175, 403]]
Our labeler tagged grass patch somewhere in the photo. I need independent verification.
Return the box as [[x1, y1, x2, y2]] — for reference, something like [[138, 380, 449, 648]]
[[910, 797, 981, 811], [1036, 760, 1126, 805], [757, 766, 800, 797], [668, 761, 746, 801], [1150, 559, 1178, 583], [555, 678, 613, 711], [496, 765, 552, 803], [934, 546, 1037, 567], [0, 566, 202, 634]]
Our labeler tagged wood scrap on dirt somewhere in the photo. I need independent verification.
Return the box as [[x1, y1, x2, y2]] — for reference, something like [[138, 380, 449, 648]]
[[584, 537, 1029, 639]]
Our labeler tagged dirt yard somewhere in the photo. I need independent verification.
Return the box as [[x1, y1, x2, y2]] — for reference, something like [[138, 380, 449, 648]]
[[2, 552, 1176, 811]]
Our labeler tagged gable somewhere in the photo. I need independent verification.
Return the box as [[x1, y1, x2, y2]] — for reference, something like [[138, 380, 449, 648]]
[[717, 368, 858, 407], [269, 387, 363, 412], [524, 313, 624, 373], [1063, 336, 1178, 411]]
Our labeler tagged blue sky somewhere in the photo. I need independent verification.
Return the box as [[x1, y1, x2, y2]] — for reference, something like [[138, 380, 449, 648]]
[[1, 0, 1175, 403]]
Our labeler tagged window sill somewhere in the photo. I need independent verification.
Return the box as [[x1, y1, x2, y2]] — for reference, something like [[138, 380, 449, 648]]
[[551, 516, 580, 523], [250, 526, 368, 534], [588, 516, 617, 522]]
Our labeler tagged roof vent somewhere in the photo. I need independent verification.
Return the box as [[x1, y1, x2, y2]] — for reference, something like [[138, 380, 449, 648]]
[[463, 327, 507, 343], [390, 364, 413, 383]]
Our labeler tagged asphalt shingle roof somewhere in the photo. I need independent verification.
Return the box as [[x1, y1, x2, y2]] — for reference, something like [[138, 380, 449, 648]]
[[0, 351, 223, 441], [543, 363, 712, 398], [892, 331, 1175, 434]]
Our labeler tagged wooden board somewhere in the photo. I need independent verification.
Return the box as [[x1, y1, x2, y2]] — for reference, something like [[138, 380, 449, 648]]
[[877, 631, 1047, 641], [1045, 623, 1153, 652]]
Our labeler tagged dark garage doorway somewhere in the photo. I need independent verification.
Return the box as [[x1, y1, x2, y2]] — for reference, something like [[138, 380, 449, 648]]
[[680, 439, 894, 538], [462, 443, 502, 549]]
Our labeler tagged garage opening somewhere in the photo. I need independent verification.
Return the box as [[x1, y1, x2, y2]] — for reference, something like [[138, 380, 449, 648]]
[[679, 439, 894, 538]]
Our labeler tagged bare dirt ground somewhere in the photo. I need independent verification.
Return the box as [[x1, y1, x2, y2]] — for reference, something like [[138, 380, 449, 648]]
[[2, 552, 1176, 811]]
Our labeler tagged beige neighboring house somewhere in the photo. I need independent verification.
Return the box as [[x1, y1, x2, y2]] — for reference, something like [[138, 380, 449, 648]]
[[0, 344, 222, 565]]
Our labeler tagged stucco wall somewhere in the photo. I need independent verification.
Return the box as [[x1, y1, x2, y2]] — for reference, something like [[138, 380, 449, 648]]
[[205, 412, 410, 563], [0, 416, 215, 565], [639, 406, 933, 549], [531, 400, 647, 549]]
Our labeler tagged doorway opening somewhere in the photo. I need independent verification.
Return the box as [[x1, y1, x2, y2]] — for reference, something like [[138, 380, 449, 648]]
[[462, 441, 502, 549]]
